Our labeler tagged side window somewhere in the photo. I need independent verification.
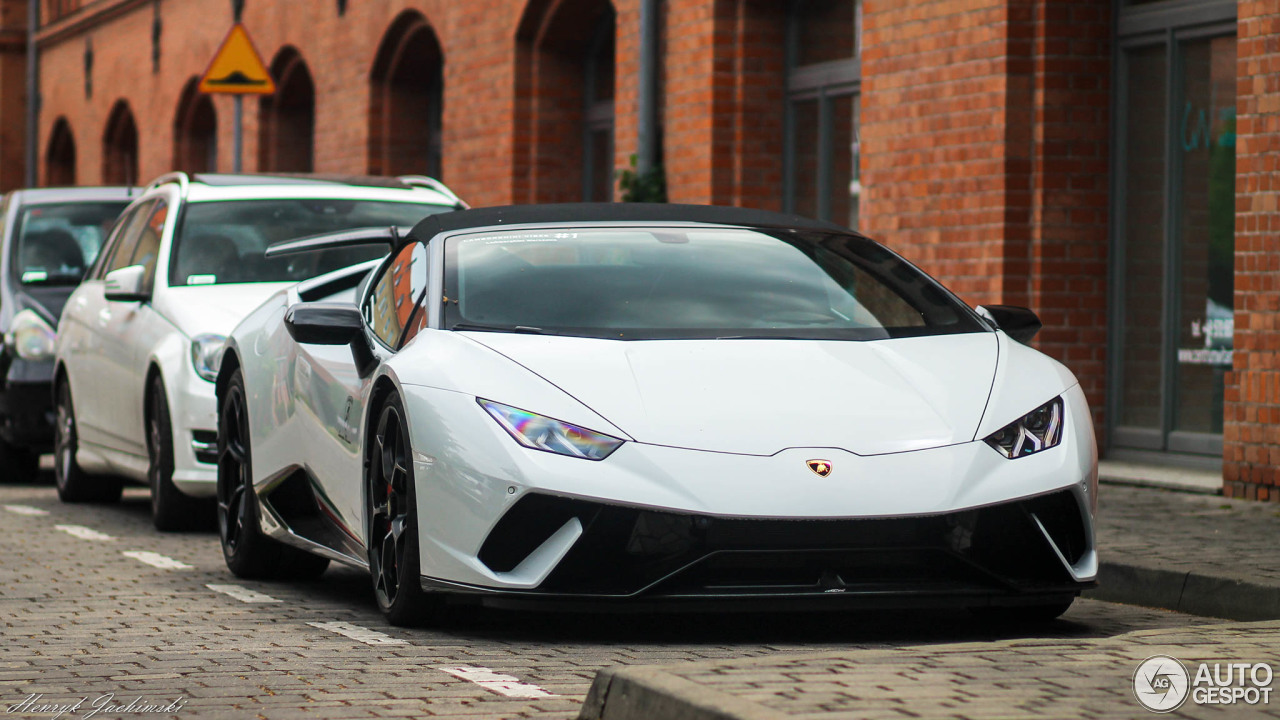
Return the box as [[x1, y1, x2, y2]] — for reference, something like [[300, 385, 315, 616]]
[[99, 200, 155, 278], [90, 205, 139, 280], [128, 201, 168, 293], [363, 241, 428, 349]]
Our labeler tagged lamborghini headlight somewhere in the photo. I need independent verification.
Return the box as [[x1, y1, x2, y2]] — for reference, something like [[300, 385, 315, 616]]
[[5, 309, 57, 361], [190, 333, 226, 382], [478, 399, 623, 461], [984, 397, 1064, 459]]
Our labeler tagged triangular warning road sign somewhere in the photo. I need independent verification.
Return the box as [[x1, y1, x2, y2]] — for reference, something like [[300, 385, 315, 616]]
[[199, 24, 275, 95]]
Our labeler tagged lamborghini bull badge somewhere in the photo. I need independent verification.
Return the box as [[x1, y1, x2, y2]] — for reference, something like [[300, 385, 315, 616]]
[[807, 459, 833, 477]]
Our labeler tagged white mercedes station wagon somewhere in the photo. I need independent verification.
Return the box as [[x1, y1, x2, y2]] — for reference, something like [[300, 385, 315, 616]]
[[52, 172, 463, 530]]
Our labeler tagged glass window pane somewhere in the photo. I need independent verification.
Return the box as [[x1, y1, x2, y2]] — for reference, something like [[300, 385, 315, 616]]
[[1120, 44, 1167, 430], [14, 202, 128, 285], [830, 93, 859, 229], [795, 0, 859, 66], [1174, 35, 1236, 434], [790, 99, 820, 219]]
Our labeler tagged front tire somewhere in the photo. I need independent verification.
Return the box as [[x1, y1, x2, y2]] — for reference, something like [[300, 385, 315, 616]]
[[367, 391, 439, 626], [54, 379, 121, 503], [148, 377, 213, 531], [217, 368, 328, 579]]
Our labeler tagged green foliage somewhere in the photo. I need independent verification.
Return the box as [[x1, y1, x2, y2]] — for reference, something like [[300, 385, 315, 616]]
[[617, 154, 667, 203]]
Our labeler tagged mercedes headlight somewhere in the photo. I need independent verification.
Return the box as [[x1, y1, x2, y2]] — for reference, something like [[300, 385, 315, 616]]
[[478, 399, 623, 460], [190, 334, 226, 382], [984, 397, 1064, 459], [5, 309, 57, 361]]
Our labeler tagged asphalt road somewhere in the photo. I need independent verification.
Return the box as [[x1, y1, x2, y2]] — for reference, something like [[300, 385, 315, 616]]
[[0, 479, 1219, 720]]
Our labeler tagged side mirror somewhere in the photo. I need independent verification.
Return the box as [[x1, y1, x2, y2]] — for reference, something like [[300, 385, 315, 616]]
[[977, 305, 1042, 345], [284, 302, 377, 377], [104, 265, 148, 302]]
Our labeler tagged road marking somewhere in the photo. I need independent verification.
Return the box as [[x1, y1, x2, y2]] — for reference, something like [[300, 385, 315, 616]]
[[306, 621, 408, 646], [3, 505, 49, 516], [122, 551, 192, 569], [54, 524, 115, 541], [436, 666, 558, 698], [207, 583, 281, 603]]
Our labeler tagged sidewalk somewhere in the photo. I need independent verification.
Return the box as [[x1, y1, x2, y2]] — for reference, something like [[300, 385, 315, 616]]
[[579, 481, 1280, 720], [579, 621, 1280, 720]]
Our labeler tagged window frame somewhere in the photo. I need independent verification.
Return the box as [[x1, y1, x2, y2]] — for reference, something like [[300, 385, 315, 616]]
[[783, 0, 862, 226]]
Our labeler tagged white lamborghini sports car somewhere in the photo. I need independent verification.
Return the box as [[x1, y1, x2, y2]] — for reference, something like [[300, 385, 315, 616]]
[[216, 204, 1098, 625]]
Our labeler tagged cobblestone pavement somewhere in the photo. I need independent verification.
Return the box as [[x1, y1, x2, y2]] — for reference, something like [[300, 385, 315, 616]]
[[584, 620, 1280, 719], [0, 482, 1218, 719], [1097, 484, 1280, 584]]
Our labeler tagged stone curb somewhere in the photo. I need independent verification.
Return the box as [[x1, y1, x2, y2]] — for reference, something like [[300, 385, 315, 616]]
[[1088, 560, 1280, 622], [579, 665, 786, 720], [578, 566, 1280, 720]]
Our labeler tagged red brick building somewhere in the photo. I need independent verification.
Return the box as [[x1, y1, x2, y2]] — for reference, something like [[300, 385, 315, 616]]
[[7, 0, 1274, 498]]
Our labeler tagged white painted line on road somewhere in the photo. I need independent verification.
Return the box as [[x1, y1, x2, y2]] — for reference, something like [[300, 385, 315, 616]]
[[207, 583, 282, 603], [122, 551, 192, 569], [436, 666, 558, 698], [55, 524, 115, 541], [306, 621, 408, 646], [4, 505, 49, 516]]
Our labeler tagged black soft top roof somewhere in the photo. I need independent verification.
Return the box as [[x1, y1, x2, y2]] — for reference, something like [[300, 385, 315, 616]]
[[408, 203, 851, 241]]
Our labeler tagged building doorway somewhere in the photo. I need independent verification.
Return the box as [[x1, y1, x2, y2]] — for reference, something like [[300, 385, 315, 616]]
[[1111, 0, 1236, 458]]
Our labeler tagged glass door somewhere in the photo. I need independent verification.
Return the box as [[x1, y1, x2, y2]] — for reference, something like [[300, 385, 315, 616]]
[[1112, 25, 1236, 457]]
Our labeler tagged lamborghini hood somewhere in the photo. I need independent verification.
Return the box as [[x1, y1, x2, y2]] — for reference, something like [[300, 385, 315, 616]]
[[461, 332, 999, 456]]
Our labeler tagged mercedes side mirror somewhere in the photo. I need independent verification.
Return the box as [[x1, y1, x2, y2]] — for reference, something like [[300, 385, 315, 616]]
[[104, 265, 149, 302], [976, 305, 1042, 345], [284, 302, 377, 377]]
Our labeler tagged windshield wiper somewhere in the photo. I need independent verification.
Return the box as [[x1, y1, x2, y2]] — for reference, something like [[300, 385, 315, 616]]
[[450, 322, 546, 335]]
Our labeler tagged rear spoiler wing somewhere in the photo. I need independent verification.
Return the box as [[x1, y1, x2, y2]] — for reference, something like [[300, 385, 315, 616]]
[[264, 226, 413, 259]]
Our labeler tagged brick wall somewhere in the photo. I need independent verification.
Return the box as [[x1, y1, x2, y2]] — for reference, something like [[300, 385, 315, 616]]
[[1226, 0, 1280, 501], [861, 0, 1110, 430], [0, 0, 26, 191]]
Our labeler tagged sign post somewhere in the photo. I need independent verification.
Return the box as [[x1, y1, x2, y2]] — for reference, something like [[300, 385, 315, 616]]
[[198, 23, 275, 173]]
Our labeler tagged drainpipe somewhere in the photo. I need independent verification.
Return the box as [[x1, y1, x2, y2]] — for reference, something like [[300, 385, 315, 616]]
[[636, 0, 658, 177], [23, 0, 38, 187]]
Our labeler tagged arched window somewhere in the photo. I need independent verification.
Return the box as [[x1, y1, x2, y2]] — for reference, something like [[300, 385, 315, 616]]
[[259, 47, 315, 172], [785, 0, 861, 227], [515, 0, 616, 203], [173, 77, 218, 173], [369, 11, 444, 178], [46, 117, 77, 186], [103, 100, 139, 185]]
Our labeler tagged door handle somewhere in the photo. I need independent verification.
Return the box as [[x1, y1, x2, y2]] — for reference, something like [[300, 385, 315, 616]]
[[97, 308, 111, 325]]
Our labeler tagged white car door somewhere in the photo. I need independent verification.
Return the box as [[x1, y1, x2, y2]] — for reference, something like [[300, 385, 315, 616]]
[[64, 203, 149, 452], [296, 241, 426, 540], [96, 199, 169, 458]]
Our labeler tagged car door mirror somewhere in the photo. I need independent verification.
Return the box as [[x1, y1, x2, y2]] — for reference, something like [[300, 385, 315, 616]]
[[104, 265, 148, 302], [284, 302, 377, 377], [976, 305, 1042, 345]]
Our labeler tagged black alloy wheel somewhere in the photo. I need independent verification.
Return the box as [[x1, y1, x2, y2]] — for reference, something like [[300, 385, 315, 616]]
[[217, 367, 328, 579], [367, 392, 437, 626], [53, 379, 121, 503], [148, 377, 212, 531]]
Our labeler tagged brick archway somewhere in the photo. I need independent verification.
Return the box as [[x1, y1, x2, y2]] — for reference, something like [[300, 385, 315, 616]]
[[368, 10, 443, 178], [46, 117, 77, 187], [514, 0, 616, 203], [259, 47, 314, 172], [173, 77, 217, 173], [102, 100, 138, 186]]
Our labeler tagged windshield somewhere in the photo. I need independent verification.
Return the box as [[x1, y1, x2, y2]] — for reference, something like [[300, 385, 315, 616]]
[[169, 199, 452, 286], [443, 227, 984, 340], [14, 202, 129, 285]]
